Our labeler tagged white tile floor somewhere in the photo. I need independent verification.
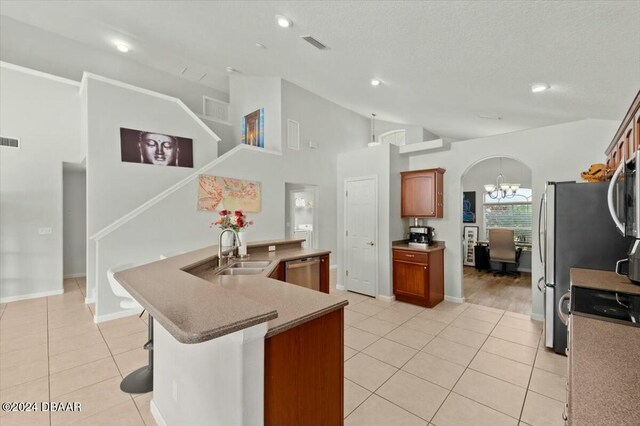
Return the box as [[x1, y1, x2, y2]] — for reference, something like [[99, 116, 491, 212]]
[[0, 276, 568, 426], [332, 287, 567, 426]]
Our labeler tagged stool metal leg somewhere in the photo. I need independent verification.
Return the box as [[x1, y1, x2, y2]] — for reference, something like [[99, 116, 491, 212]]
[[120, 315, 153, 394]]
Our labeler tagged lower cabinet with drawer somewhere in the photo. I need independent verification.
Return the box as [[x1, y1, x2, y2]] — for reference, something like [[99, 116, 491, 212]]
[[392, 248, 444, 307]]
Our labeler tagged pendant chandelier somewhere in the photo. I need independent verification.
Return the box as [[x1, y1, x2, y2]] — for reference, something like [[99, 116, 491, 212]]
[[368, 113, 380, 147], [484, 159, 520, 199]]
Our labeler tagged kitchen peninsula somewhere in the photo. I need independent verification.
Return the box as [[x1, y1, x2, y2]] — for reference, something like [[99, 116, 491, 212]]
[[114, 238, 347, 426]]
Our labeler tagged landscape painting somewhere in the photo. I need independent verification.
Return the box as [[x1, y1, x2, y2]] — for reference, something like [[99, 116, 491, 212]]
[[198, 175, 261, 212]]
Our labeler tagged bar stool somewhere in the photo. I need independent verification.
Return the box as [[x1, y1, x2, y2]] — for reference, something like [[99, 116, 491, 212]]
[[107, 265, 153, 394]]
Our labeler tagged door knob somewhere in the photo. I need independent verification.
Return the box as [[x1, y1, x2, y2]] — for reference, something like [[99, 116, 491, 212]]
[[367, 241, 375, 246]]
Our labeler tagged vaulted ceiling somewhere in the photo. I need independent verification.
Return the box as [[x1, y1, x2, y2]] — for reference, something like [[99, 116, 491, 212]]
[[1, 0, 639, 140]]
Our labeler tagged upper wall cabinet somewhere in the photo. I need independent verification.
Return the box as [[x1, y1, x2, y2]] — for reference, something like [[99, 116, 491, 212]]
[[401, 168, 445, 218], [605, 90, 640, 170]]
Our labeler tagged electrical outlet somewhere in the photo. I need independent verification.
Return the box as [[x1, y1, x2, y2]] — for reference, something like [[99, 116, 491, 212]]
[[172, 380, 178, 402], [38, 227, 52, 235], [268, 245, 276, 252]]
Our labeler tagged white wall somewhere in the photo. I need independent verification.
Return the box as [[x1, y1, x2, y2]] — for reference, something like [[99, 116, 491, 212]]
[[230, 76, 282, 152], [85, 76, 219, 301], [0, 65, 82, 302], [409, 119, 620, 318], [279, 80, 370, 260], [63, 167, 87, 277]]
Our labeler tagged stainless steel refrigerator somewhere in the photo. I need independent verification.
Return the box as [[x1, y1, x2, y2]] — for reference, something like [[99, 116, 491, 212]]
[[538, 181, 632, 354]]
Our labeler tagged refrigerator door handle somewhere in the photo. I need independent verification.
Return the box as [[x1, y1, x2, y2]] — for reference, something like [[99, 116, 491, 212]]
[[607, 162, 625, 235], [538, 192, 546, 264], [557, 291, 571, 327], [536, 277, 545, 293]]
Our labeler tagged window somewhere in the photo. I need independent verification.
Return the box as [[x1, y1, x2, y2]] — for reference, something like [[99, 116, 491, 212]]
[[483, 188, 532, 242], [379, 130, 406, 146]]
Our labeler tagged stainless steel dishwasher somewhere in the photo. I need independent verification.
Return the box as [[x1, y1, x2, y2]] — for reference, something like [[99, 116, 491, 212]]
[[285, 257, 320, 291]]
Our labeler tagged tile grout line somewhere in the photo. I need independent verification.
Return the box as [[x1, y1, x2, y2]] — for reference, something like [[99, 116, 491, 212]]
[[423, 305, 504, 424], [347, 303, 476, 423]]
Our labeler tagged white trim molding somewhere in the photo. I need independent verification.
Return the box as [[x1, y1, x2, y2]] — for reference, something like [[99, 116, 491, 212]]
[[0, 289, 64, 304], [84, 296, 95, 304], [444, 295, 465, 304], [530, 313, 544, 322], [78, 72, 221, 142], [64, 273, 87, 279], [150, 400, 168, 426], [0, 61, 81, 87], [336, 284, 346, 291], [330, 264, 338, 270], [94, 307, 142, 324], [376, 294, 396, 303]]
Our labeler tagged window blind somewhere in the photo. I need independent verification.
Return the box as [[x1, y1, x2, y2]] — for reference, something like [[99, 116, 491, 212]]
[[484, 203, 533, 242]]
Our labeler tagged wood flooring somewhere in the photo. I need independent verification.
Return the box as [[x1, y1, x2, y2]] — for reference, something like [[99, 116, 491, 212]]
[[463, 267, 532, 315]]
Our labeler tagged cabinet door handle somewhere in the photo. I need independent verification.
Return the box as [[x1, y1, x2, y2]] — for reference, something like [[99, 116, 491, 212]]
[[405, 254, 415, 258], [423, 266, 427, 270], [367, 241, 375, 246]]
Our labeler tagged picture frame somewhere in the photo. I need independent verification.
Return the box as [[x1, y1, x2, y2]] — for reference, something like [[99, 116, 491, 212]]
[[463, 225, 479, 266], [463, 191, 476, 223], [241, 108, 264, 148]]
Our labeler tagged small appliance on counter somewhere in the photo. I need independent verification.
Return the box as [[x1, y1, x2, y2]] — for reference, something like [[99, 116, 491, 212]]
[[408, 225, 435, 248]]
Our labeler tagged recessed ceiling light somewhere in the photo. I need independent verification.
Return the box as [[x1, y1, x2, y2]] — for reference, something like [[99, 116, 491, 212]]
[[530, 83, 550, 93], [226, 66, 239, 73], [114, 42, 130, 53], [276, 15, 293, 28], [371, 79, 381, 86], [255, 42, 267, 49]]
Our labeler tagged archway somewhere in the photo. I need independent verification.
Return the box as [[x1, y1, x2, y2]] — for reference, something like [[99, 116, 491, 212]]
[[460, 156, 533, 314]]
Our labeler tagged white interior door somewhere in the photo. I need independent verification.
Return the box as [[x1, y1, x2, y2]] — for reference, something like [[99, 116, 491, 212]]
[[345, 177, 377, 296]]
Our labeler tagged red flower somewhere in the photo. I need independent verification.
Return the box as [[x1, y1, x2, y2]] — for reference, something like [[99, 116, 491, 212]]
[[237, 218, 244, 228], [219, 210, 228, 216], [235, 210, 242, 217]]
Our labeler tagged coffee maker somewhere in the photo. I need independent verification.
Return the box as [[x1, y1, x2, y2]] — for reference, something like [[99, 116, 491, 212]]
[[408, 225, 435, 248]]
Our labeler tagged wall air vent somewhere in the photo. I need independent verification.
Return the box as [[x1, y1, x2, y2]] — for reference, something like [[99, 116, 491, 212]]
[[0, 136, 20, 149], [300, 35, 329, 50]]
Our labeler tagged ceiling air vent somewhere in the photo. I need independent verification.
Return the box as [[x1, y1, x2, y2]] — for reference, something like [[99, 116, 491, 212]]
[[0, 136, 20, 149], [301, 35, 329, 50]]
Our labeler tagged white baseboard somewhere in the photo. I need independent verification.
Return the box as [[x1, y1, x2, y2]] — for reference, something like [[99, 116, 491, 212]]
[[94, 308, 141, 323], [444, 295, 465, 304], [64, 273, 86, 279], [336, 284, 346, 291], [376, 294, 396, 302], [530, 313, 544, 322], [330, 264, 337, 270], [84, 296, 95, 304], [0, 289, 63, 304], [150, 400, 167, 426], [518, 268, 532, 273]]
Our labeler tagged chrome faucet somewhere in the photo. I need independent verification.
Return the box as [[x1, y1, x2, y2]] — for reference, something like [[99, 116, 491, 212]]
[[217, 228, 240, 268]]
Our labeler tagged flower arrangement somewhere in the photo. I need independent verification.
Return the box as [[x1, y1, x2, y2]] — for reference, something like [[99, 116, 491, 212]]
[[211, 210, 254, 232]]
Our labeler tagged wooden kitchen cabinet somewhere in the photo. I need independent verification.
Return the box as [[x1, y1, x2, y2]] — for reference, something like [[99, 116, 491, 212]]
[[606, 90, 640, 169], [392, 248, 444, 307], [401, 168, 445, 218]]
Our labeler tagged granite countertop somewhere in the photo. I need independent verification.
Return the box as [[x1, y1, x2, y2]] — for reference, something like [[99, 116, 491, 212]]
[[569, 315, 640, 425], [114, 239, 347, 344], [570, 267, 640, 295], [391, 240, 446, 253]]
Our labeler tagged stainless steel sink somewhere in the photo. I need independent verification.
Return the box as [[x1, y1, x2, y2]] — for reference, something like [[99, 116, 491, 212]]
[[228, 261, 271, 269], [218, 267, 264, 276]]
